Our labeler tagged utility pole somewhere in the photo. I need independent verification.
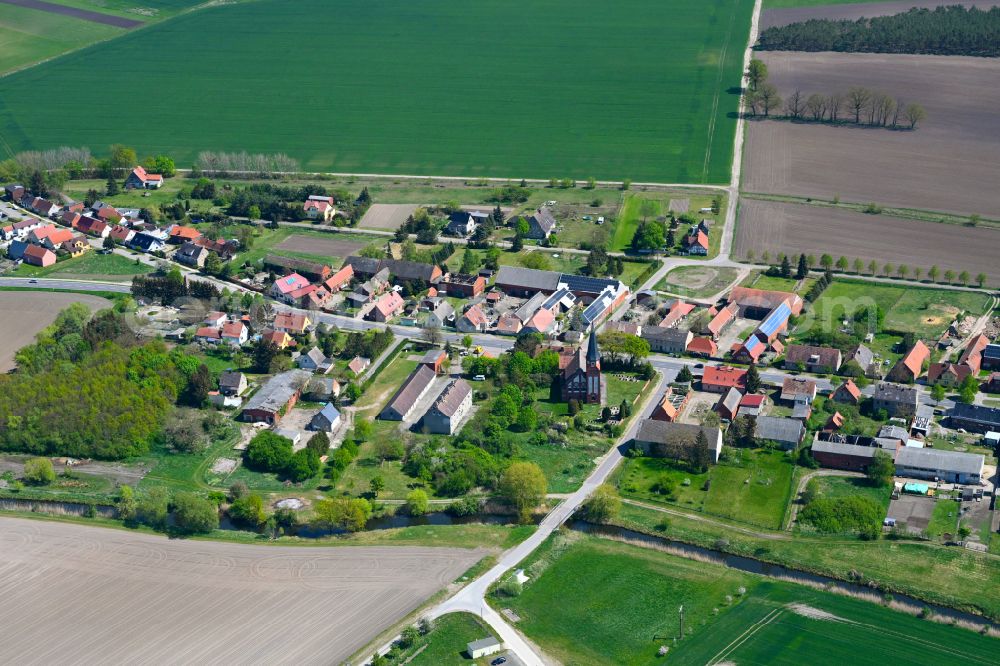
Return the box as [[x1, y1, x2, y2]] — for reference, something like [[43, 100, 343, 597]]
[[678, 605, 684, 639]]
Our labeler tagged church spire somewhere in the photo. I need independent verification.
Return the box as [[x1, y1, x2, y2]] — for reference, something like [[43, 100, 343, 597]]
[[587, 325, 600, 364]]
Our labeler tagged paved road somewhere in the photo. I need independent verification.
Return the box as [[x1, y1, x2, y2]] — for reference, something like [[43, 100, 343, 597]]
[[426, 371, 670, 665], [0, 277, 132, 293]]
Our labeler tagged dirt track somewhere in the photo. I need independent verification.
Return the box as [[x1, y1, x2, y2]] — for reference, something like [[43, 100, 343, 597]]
[[0, 0, 143, 27], [743, 52, 1000, 216], [759, 0, 995, 30], [735, 199, 1000, 286], [0, 291, 109, 371], [0, 517, 484, 665]]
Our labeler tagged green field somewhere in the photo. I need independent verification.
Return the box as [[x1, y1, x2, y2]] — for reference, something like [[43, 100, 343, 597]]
[[503, 534, 998, 666], [0, 0, 209, 75], [805, 279, 991, 337], [0, 0, 754, 183], [12, 251, 153, 281]]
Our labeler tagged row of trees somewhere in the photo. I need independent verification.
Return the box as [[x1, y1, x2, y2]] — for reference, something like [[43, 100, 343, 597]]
[[0, 144, 176, 186], [757, 6, 1000, 57], [744, 59, 926, 128], [194, 151, 300, 178], [749, 249, 988, 288], [131, 269, 222, 305]]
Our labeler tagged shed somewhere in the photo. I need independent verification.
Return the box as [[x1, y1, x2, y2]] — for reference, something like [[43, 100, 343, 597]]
[[467, 637, 503, 659]]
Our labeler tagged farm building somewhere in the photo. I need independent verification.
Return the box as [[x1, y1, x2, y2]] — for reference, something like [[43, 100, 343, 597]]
[[783, 344, 842, 373], [947, 403, 1000, 434], [894, 448, 984, 484], [642, 326, 692, 354], [701, 366, 746, 393], [754, 416, 805, 450], [632, 420, 723, 463], [830, 379, 862, 405], [780, 377, 817, 404], [379, 365, 437, 421], [727, 286, 803, 319], [125, 166, 164, 189], [422, 379, 473, 435], [438, 273, 486, 298], [240, 370, 311, 425], [457, 304, 489, 333], [887, 340, 930, 383], [310, 403, 341, 432], [524, 207, 556, 239], [871, 383, 919, 419], [467, 638, 503, 659]]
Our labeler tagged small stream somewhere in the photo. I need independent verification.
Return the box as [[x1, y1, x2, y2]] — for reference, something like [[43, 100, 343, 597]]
[[570, 520, 1000, 634]]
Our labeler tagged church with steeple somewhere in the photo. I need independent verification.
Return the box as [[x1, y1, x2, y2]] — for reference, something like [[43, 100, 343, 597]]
[[561, 327, 603, 404]]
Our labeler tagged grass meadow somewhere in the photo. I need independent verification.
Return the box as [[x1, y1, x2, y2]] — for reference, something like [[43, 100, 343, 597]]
[[617, 448, 795, 529], [805, 279, 991, 338], [0, 0, 754, 183], [503, 534, 999, 665]]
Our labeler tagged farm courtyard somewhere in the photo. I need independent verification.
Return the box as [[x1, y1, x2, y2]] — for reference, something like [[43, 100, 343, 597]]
[[0, 0, 754, 183], [0, 517, 484, 665]]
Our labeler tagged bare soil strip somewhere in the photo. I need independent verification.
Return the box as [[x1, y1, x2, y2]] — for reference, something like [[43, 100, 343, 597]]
[[760, 0, 994, 30], [357, 203, 418, 230], [743, 52, 1000, 217], [735, 199, 1000, 286], [0, 0, 144, 28], [0, 517, 484, 665], [275, 233, 369, 258]]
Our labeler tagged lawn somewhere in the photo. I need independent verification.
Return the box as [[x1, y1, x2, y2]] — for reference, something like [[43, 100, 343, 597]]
[[611, 195, 662, 252], [0, 0, 754, 183], [811, 475, 891, 511], [501, 533, 999, 665], [618, 448, 795, 529], [12, 252, 153, 282], [926, 499, 961, 539], [805, 279, 990, 338], [657, 265, 739, 299], [403, 613, 499, 666]]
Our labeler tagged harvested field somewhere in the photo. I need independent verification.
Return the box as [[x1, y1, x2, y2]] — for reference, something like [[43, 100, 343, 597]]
[[668, 198, 690, 213], [357, 203, 418, 230], [0, 291, 109, 371], [743, 52, 1000, 216], [735, 199, 1000, 286], [760, 0, 993, 30], [0, 518, 484, 665], [0, 0, 143, 28], [275, 233, 369, 258]]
